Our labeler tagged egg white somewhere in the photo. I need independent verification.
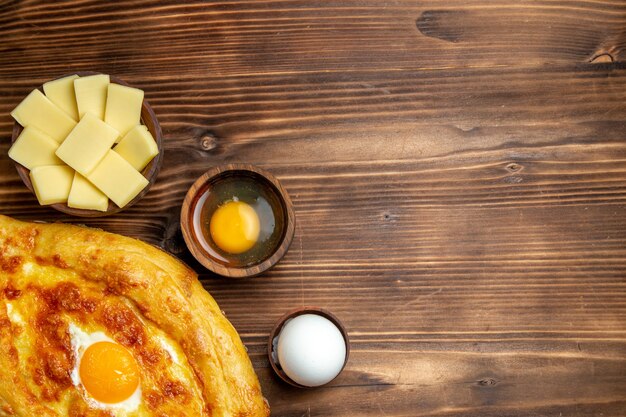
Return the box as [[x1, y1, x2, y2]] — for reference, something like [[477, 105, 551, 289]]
[[68, 323, 142, 413], [155, 334, 181, 365], [5, 303, 25, 325]]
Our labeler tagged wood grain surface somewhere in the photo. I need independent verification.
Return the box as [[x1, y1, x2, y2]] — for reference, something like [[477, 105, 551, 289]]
[[1, 1, 626, 416]]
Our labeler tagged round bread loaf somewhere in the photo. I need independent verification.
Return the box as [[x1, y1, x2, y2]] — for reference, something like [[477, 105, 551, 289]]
[[0, 215, 269, 417]]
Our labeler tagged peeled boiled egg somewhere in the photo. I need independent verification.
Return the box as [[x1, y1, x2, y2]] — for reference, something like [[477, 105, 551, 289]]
[[209, 199, 260, 254], [274, 314, 347, 387], [69, 324, 141, 411]]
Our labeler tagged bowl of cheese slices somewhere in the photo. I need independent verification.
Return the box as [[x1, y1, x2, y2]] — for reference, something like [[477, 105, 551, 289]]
[[9, 71, 163, 217]]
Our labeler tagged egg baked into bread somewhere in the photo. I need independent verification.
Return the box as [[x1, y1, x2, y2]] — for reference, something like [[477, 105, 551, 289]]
[[0, 215, 269, 417]]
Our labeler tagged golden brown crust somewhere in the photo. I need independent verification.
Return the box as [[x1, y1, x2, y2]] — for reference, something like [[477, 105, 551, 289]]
[[0, 215, 270, 417]]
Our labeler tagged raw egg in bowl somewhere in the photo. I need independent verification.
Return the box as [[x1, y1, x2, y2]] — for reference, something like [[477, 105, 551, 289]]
[[181, 164, 295, 278]]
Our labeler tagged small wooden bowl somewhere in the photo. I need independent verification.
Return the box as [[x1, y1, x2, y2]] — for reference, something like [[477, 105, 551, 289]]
[[267, 307, 350, 388], [11, 71, 163, 217], [180, 164, 295, 278]]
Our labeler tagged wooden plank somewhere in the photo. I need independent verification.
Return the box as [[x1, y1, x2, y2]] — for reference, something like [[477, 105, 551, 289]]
[[0, 0, 625, 79], [258, 349, 626, 417], [3, 65, 626, 141]]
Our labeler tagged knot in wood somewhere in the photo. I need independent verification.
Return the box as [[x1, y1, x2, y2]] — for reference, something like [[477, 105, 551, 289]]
[[589, 53, 614, 64], [506, 163, 522, 173], [382, 212, 395, 222], [416, 10, 465, 43], [478, 378, 498, 386], [162, 218, 186, 255], [200, 133, 218, 151]]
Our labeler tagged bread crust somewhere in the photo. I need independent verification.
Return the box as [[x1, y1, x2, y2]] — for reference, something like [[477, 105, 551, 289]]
[[0, 215, 269, 417]]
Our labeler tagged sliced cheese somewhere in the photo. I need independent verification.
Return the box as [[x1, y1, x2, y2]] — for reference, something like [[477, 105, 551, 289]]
[[10, 89, 76, 143], [43, 74, 79, 121], [113, 125, 158, 171], [67, 172, 109, 212], [105, 83, 144, 137], [8, 126, 63, 169], [74, 74, 110, 119], [29, 165, 74, 205], [55, 114, 119, 176], [87, 150, 148, 208]]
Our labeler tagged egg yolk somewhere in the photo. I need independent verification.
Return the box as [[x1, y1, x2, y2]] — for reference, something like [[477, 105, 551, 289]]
[[79, 341, 140, 404], [209, 200, 260, 254]]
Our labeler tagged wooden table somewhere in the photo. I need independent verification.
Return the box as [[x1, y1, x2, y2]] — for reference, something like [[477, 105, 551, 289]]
[[1, 1, 626, 416]]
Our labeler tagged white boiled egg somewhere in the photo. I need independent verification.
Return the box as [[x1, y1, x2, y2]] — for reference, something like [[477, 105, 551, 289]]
[[274, 314, 347, 387], [68, 323, 141, 413]]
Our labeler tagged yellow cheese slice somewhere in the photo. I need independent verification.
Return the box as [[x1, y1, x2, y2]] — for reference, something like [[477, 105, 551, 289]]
[[10, 89, 76, 143], [113, 125, 158, 171], [8, 126, 64, 170], [87, 150, 149, 208], [55, 114, 119, 176], [43, 74, 80, 121], [74, 74, 110, 119], [29, 165, 74, 205], [67, 172, 109, 212], [105, 83, 144, 137]]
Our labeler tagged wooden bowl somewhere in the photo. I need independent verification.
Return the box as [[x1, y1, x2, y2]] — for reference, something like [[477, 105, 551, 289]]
[[267, 307, 350, 388], [10, 71, 163, 217], [180, 164, 295, 278]]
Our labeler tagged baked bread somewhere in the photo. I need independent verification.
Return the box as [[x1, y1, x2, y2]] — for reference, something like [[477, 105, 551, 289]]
[[0, 215, 269, 417]]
